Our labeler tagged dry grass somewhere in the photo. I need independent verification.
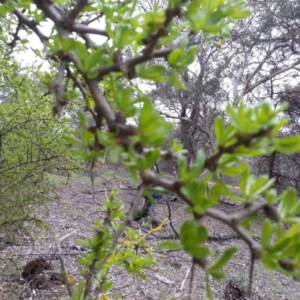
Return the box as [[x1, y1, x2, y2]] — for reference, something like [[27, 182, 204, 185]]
[[1, 168, 300, 300]]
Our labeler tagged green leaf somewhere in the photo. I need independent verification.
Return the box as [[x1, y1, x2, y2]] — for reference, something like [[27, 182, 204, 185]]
[[265, 189, 278, 205], [77, 110, 88, 128], [65, 135, 81, 146], [261, 219, 273, 248], [139, 99, 154, 128], [180, 220, 208, 249], [185, 11, 206, 33], [218, 155, 249, 177], [137, 64, 167, 81], [210, 0, 225, 10], [102, 281, 114, 292], [181, 46, 198, 66], [214, 117, 225, 144], [136, 149, 160, 171], [138, 99, 173, 146], [181, 181, 206, 209], [205, 9, 225, 27], [0, 1, 15, 13], [168, 48, 183, 66], [251, 176, 275, 199], [240, 171, 268, 199], [170, 69, 187, 90], [205, 274, 214, 300], [285, 221, 300, 238], [108, 145, 122, 163], [209, 247, 238, 270], [231, 10, 251, 19], [96, 131, 115, 146], [240, 213, 259, 230], [278, 188, 298, 219], [158, 241, 183, 251], [87, 47, 109, 71], [115, 23, 133, 48], [271, 236, 292, 252], [187, 246, 210, 259], [143, 149, 160, 170], [274, 135, 300, 154], [214, 177, 241, 202], [207, 183, 223, 206], [187, 150, 206, 181], [208, 269, 225, 280], [81, 129, 94, 145], [278, 239, 300, 259], [185, 0, 204, 14], [226, 104, 241, 130], [144, 10, 166, 31], [262, 257, 278, 271], [240, 173, 253, 197], [129, 166, 139, 182], [178, 156, 189, 182]]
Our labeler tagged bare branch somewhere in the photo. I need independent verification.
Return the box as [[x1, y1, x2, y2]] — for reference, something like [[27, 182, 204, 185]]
[[86, 80, 116, 125], [13, 9, 48, 43], [53, 59, 67, 115], [205, 208, 261, 258], [33, 0, 65, 24], [68, 0, 88, 23], [96, 42, 197, 80], [71, 23, 108, 37], [243, 58, 300, 96]]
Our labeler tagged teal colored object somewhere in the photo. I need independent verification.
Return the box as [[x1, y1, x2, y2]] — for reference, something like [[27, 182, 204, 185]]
[[148, 193, 162, 217]]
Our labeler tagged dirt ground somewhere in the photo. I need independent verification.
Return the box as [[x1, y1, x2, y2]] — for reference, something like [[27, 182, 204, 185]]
[[1, 170, 300, 300]]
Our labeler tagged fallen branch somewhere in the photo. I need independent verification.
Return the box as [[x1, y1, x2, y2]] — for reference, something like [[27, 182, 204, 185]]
[[154, 274, 175, 285], [175, 264, 193, 297], [219, 199, 239, 206], [208, 233, 239, 241], [144, 233, 240, 241], [81, 187, 137, 194], [0, 251, 90, 257]]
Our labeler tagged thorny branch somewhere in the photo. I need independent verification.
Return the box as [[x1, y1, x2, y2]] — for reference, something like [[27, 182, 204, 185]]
[[139, 126, 280, 261], [4, 0, 295, 296], [67, 0, 88, 24], [13, 8, 48, 43]]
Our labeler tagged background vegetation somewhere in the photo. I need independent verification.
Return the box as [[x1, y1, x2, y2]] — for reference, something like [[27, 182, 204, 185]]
[[0, 58, 77, 238]]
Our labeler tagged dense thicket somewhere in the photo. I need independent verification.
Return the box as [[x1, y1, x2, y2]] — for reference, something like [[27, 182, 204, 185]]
[[0, 59, 75, 235]]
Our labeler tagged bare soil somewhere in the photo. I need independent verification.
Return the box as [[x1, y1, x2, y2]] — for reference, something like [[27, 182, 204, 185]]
[[1, 169, 300, 300]]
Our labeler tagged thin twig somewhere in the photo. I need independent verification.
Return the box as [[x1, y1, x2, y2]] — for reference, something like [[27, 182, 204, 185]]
[[175, 263, 193, 297], [90, 168, 95, 204], [248, 253, 255, 296], [165, 198, 179, 239], [188, 261, 196, 299], [55, 231, 76, 297]]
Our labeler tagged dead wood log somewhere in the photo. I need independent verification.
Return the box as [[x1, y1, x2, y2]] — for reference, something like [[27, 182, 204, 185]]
[[81, 187, 137, 194], [145, 233, 239, 241]]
